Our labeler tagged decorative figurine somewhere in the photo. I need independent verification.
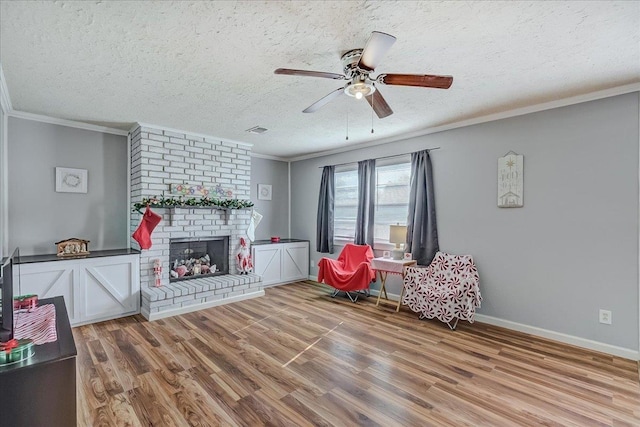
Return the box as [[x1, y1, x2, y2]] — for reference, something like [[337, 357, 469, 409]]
[[192, 261, 201, 275], [56, 238, 90, 257], [153, 259, 162, 287], [236, 237, 253, 274]]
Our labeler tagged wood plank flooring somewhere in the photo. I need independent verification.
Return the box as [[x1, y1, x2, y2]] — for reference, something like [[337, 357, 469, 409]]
[[74, 281, 640, 426]]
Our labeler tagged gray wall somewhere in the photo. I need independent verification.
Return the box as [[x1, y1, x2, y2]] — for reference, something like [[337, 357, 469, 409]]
[[250, 156, 289, 240], [8, 117, 128, 255], [291, 93, 639, 351]]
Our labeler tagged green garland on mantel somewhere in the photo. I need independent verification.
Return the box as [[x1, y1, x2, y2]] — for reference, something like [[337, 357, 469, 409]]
[[132, 196, 254, 213]]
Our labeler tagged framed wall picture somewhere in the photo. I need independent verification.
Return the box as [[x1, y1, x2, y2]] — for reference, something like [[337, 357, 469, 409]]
[[258, 184, 272, 201], [55, 167, 88, 193]]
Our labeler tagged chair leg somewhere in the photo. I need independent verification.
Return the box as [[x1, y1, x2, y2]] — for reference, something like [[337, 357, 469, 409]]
[[330, 289, 339, 298], [345, 291, 359, 303], [447, 318, 459, 331]]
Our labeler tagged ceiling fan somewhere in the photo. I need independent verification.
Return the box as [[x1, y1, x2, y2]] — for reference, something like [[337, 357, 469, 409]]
[[274, 31, 453, 119]]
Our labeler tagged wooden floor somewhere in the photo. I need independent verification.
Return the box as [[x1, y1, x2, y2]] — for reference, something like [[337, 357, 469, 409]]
[[74, 281, 640, 426]]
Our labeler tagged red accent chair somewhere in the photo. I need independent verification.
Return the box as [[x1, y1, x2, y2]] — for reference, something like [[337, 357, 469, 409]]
[[317, 243, 376, 302]]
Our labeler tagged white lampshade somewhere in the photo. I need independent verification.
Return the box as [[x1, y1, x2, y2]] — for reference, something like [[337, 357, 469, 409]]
[[389, 224, 407, 245]]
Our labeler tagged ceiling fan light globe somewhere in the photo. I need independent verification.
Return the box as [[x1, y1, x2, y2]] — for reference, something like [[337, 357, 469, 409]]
[[344, 82, 376, 99]]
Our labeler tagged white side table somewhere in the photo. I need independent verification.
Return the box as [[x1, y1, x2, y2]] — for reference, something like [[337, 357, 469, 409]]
[[370, 257, 417, 312]]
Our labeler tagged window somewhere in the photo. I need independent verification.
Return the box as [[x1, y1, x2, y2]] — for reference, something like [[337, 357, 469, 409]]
[[334, 160, 411, 246], [374, 162, 411, 242], [334, 168, 358, 240]]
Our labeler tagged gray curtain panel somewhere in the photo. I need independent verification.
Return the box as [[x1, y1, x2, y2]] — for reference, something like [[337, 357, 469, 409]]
[[316, 165, 335, 253], [354, 159, 376, 246], [406, 150, 439, 265]]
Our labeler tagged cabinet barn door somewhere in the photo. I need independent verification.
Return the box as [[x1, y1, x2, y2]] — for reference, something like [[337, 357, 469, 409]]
[[281, 243, 309, 282], [17, 262, 79, 324], [252, 246, 282, 287], [81, 257, 140, 324]]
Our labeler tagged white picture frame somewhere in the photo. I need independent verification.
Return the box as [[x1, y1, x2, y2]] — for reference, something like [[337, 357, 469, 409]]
[[383, 250, 391, 259], [258, 184, 272, 201], [55, 167, 88, 193], [403, 252, 413, 260]]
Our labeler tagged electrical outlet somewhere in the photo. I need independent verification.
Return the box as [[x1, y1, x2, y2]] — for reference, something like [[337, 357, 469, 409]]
[[599, 309, 612, 325], [310, 259, 314, 267]]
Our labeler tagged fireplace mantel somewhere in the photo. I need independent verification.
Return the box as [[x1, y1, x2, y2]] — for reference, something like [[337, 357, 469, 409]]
[[135, 205, 252, 226]]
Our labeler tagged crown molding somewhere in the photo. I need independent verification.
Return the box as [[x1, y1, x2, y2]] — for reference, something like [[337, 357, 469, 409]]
[[0, 64, 13, 113], [134, 122, 253, 148], [286, 83, 640, 162], [250, 152, 288, 161], [8, 110, 129, 136]]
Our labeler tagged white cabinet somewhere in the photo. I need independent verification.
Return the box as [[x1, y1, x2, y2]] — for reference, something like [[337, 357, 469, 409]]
[[252, 241, 309, 287], [17, 254, 140, 326], [252, 245, 282, 287]]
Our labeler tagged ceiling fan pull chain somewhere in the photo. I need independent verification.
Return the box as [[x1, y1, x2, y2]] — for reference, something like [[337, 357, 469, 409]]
[[371, 86, 375, 134], [346, 109, 349, 141]]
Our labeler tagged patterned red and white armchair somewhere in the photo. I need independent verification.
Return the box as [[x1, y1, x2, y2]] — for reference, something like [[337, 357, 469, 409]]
[[402, 251, 482, 330]]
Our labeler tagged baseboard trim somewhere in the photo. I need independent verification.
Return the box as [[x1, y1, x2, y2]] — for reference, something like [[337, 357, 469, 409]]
[[143, 290, 265, 321], [71, 309, 141, 328], [474, 314, 639, 361], [307, 276, 638, 360]]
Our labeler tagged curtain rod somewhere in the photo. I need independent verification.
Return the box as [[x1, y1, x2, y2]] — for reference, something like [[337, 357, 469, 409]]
[[318, 147, 440, 169]]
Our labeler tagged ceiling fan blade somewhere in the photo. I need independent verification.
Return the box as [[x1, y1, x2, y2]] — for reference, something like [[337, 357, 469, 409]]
[[357, 31, 397, 72], [274, 68, 345, 80], [365, 89, 393, 119], [303, 88, 345, 113], [377, 73, 453, 89]]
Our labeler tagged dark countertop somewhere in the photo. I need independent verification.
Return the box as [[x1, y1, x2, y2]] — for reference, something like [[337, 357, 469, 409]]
[[17, 248, 141, 264], [252, 239, 309, 245], [0, 296, 76, 374]]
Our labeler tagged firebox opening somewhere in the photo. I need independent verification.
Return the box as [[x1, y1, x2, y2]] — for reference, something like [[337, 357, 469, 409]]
[[169, 236, 229, 281]]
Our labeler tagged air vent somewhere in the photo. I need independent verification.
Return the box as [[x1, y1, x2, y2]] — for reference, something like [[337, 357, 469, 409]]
[[245, 126, 268, 134]]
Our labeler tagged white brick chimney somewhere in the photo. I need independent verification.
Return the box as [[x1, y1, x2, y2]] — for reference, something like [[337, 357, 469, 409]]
[[130, 124, 262, 320]]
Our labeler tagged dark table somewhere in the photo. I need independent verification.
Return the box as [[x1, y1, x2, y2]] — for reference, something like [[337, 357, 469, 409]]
[[0, 296, 77, 426]]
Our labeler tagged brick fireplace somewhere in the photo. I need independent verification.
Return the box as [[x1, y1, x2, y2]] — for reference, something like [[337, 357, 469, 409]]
[[130, 124, 262, 320]]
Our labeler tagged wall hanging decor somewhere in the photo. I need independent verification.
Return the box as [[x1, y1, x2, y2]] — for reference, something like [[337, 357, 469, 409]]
[[258, 184, 272, 201], [498, 151, 524, 208], [55, 167, 88, 193]]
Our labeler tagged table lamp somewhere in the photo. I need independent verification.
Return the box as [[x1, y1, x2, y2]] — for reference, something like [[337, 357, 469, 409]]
[[389, 224, 407, 260]]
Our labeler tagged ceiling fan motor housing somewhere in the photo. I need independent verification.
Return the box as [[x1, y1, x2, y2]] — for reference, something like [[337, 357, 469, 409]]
[[341, 49, 376, 98], [341, 49, 366, 78]]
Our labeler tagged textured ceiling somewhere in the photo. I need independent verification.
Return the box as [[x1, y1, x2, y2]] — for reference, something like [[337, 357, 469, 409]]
[[1, 1, 639, 158]]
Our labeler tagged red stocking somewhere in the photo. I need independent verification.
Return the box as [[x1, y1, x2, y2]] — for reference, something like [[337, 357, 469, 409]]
[[132, 206, 162, 249]]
